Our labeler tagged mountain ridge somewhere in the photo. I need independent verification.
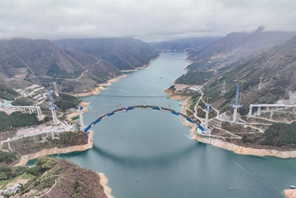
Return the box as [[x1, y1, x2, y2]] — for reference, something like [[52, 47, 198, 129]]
[[202, 36, 296, 112], [187, 28, 296, 71], [0, 37, 159, 95], [53, 37, 160, 70]]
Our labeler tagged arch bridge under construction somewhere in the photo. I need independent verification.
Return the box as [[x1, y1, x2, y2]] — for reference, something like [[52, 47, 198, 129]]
[[83, 105, 205, 134]]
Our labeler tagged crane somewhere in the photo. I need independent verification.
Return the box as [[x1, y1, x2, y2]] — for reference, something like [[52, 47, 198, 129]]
[[204, 97, 212, 130], [76, 105, 85, 131]]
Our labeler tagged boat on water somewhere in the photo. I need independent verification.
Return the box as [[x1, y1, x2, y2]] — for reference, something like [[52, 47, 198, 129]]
[[290, 185, 295, 189]]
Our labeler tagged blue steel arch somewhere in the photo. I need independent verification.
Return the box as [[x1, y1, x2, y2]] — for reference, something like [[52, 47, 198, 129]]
[[83, 105, 205, 133]]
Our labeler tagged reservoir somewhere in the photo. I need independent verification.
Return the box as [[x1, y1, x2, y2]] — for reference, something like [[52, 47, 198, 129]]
[[59, 52, 296, 198]]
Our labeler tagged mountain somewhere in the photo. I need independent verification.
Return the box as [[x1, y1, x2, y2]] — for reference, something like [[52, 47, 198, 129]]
[[149, 37, 220, 51], [0, 39, 122, 93], [1, 156, 109, 198], [202, 36, 296, 113], [175, 28, 296, 86], [187, 27, 296, 71], [53, 38, 160, 70]]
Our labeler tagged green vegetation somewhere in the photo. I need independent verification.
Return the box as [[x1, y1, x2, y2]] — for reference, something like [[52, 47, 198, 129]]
[[176, 70, 214, 85], [262, 122, 296, 147], [0, 151, 18, 165], [0, 166, 27, 183], [0, 157, 108, 197], [8, 131, 88, 155], [0, 112, 41, 131], [55, 93, 80, 110], [231, 122, 296, 148], [0, 83, 19, 100], [11, 98, 33, 106], [88, 73, 109, 84], [6, 54, 26, 68]]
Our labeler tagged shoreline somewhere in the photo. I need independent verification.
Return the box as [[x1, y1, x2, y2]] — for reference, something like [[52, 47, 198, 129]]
[[184, 50, 193, 63], [192, 135, 296, 158], [72, 74, 127, 97], [98, 173, 114, 198], [14, 131, 94, 167], [166, 89, 296, 159], [164, 88, 190, 101], [284, 189, 296, 198], [12, 131, 115, 198], [121, 53, 161, 73], [72, 53, 161, 97]]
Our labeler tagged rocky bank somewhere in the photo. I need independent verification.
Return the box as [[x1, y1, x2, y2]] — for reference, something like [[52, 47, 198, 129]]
[[14, 131, 94, 166]]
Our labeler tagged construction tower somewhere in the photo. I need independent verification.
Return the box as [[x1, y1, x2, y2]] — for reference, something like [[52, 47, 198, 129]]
[[53, 82, 59, 97], [230, 85, 243, 122], [47, 88, 59, 125], [204, 103, 212, 130], [76, 105, 85, 131]]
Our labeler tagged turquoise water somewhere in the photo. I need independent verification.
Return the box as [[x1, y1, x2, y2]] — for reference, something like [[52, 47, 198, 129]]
[[30, 52, 296, 197]]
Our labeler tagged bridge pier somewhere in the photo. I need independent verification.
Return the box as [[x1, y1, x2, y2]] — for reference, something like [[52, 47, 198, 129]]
[[204, 104, 211, 129], [249, 104, 296, 118], [257, 107, 261, 116], [76, 106, 85, 131], [248, 105, 253, 117]]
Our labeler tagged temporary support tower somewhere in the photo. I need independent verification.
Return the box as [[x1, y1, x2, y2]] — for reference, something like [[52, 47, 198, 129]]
[[47, 88, 59, 125], [204, 103, 212, 129], [230, 85, 243, 122], [76, 105, 85, 131]]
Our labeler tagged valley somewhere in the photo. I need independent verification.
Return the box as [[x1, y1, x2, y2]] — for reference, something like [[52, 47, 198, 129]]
[[1, 28, 296, 197]]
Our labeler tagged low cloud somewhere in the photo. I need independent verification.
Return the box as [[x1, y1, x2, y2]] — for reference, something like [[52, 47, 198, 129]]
[[0, 0, 295, 41]]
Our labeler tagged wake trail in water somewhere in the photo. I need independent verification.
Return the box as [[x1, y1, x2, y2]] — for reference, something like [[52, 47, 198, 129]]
[[184, 134, 193, 140], [285, 160, 296, 178], [224, 152, 281, 198], [230, 187, 277, 198]]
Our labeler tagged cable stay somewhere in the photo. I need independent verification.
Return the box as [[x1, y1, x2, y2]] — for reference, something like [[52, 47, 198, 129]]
[[96, 94, 169, 98]]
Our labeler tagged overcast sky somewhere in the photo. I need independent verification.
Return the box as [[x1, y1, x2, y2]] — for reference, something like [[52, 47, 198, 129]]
[[0, 0, 295, 42]]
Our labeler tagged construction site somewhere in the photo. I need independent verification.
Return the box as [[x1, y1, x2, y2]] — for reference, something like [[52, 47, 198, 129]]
[[0, 83, 78, 145]]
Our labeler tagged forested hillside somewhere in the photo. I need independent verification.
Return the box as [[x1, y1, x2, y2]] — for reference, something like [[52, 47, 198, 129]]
[[0, 157, 108, 198], [175, 28, 296, 89], [53, 37, 160, 70], [201, 36, 296, 112], [187, 27, 296, 71], [0, 82, 19, 100], [0, 39, 122, 93]]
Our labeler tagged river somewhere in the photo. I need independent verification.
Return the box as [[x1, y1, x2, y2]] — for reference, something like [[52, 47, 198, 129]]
[[51, 52, 296, 197]]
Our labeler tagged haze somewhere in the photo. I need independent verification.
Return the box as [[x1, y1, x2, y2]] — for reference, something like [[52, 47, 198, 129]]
[[0, 0, 295, 42]]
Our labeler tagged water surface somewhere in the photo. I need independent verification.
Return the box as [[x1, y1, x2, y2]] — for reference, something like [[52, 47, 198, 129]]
[[37, 52, 296, 198]]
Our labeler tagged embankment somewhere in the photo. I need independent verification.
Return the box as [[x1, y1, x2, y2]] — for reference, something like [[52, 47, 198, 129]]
[[164, 88, 190, 100], [14, 131, 94, 166], [191, 132, 296, 158], [98, 173, 114, 198], [167, 90, 296, 159], [284, 189, 296, 198]]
